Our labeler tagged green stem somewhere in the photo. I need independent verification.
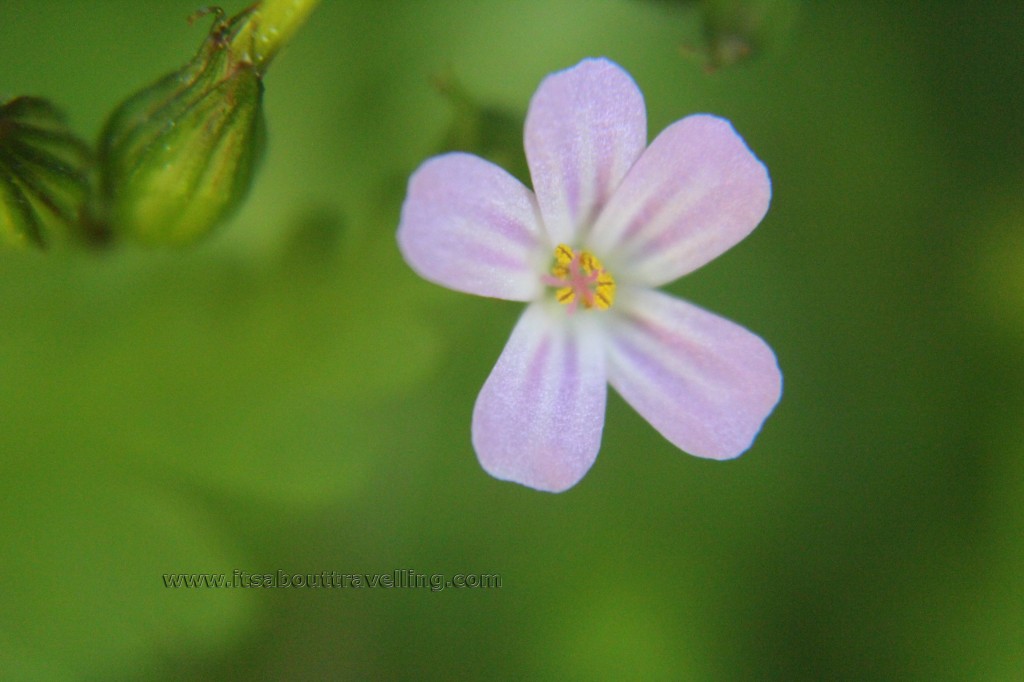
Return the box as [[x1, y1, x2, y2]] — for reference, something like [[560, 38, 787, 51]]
[[230, 0, 322, 73]]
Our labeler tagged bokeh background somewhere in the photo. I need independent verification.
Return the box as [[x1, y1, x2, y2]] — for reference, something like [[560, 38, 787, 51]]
[[2, 1, 1022, 679]]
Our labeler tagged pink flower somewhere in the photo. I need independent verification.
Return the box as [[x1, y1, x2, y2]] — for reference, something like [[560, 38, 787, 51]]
[[398, 58, 782, 492]]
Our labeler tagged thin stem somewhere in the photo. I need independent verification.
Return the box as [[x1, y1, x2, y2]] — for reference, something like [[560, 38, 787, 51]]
[[229, 0, 323, 73]]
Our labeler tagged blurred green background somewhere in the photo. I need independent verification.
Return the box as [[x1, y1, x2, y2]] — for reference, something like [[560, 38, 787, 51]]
[[2, 1, 1022, 679]]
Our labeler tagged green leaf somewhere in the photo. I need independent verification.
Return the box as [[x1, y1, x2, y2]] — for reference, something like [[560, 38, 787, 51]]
[[0, 460, 254, 679], [0, 231, 440, 505]]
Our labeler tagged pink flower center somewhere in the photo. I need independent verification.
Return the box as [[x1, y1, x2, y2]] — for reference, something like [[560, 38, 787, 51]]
[[541, 244, 616, 313]]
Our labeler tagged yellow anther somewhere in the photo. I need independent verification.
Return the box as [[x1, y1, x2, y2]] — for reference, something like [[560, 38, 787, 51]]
[[593, 271, 616, 310], [551, 244, 574, 279], [556, 286, 575, 304], [545, 244, 616, 311]]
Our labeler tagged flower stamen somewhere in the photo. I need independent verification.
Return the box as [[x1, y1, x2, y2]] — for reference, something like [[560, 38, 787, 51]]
[[542, 244, 616, 312]]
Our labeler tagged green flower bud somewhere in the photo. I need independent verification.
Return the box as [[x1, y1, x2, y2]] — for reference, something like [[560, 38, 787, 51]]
[[0, 97, 91, 249], [97, 8, 267, 246]]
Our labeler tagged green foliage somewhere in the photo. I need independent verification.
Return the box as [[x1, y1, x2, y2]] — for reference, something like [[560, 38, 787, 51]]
[[0, 228, 440, 677], [433, 72, 529, 185], [694, 0, 797, 70]]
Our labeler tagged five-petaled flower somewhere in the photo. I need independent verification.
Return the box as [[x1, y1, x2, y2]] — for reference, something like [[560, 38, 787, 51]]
[[398, 58, 782, 492]]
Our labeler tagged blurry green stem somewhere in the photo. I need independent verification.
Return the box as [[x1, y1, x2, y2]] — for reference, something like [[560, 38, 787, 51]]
[[229, 0, 323, 73]]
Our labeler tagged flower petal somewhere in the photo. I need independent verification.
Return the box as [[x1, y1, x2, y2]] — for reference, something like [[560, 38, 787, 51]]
[[525, 58, 647, 245], [398, 152, 544, 300], [589, 114, 771, 287], [472, 303, 607, 492], [606, 288, 781, 460]]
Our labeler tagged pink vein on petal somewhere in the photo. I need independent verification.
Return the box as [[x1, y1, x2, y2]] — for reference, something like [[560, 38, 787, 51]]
[[589, 114, 770, 286], [525, 58, 647, 245], [606, 288, 781, 460], [398, 152, 543, 301], [473, 305, 607, 492]]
